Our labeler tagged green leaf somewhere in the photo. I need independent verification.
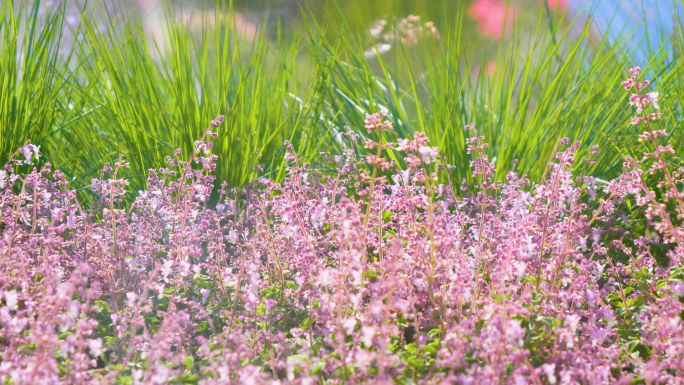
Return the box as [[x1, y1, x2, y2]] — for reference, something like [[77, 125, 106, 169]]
[[184, 356, 195, 371]]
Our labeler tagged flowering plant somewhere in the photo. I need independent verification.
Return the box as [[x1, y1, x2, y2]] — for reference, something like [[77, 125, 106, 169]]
[[0, 69, 682, 385]]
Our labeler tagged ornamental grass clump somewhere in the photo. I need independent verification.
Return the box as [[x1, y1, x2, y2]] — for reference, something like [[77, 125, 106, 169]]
[[0, 71, 683, 384]]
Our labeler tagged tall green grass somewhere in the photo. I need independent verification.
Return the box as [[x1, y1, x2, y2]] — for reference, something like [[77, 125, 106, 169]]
[[306, 2, 682, 186], [58, 2, 325, 195], [1, 0, 681, 201], [1, 1, 72, 166]]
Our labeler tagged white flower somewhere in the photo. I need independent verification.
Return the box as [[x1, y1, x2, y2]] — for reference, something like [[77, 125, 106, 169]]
[[4, 291, 17, 311], [363, 43, 392, 59], [369, 19, 386, 38], [88, 338, 103, 356], [126, 292, 137, 305], [200, 289, 209, 304], [418, 146, 439, 164], [361, 326, 375, 347], [542, 363, 557, 384], [645, 92, 659, 110]]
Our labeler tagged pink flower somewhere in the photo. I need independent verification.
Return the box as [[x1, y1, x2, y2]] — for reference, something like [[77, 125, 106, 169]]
[[545, 0, 567, 11], [210, 114, 224, 128], [364, 111, 393, 133], [468, 0, 518, 40], [20, 144, 40, 164]]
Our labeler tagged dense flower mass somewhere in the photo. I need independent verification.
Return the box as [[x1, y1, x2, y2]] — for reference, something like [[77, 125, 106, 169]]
[[0, 70, 683, 384]]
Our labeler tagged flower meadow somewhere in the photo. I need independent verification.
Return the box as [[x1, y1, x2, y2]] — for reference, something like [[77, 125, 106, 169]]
[[0, 68, 683, 385]]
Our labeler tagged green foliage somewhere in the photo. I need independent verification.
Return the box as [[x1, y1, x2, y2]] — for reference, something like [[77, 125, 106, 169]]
[[0, 1, 72, 166], [2, 0, 682, 202], [306, 3, 683, 189], [62, 2, 324, 197]]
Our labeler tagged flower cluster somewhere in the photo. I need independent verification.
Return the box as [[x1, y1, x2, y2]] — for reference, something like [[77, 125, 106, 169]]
[[363, 111, 393, 133], [365, 15, 440, 58], [0, 69, 683, 385]]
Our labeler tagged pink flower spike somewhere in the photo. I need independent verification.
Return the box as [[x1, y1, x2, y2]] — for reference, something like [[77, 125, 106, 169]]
[[364, 111, 393, 133], [210, 115, 225, 127], [621, 78, 635, 90]]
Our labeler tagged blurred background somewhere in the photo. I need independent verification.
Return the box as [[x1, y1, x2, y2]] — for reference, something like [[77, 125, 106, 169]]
[[26, 0, 684, 67], [45, 0, 683, 52]]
